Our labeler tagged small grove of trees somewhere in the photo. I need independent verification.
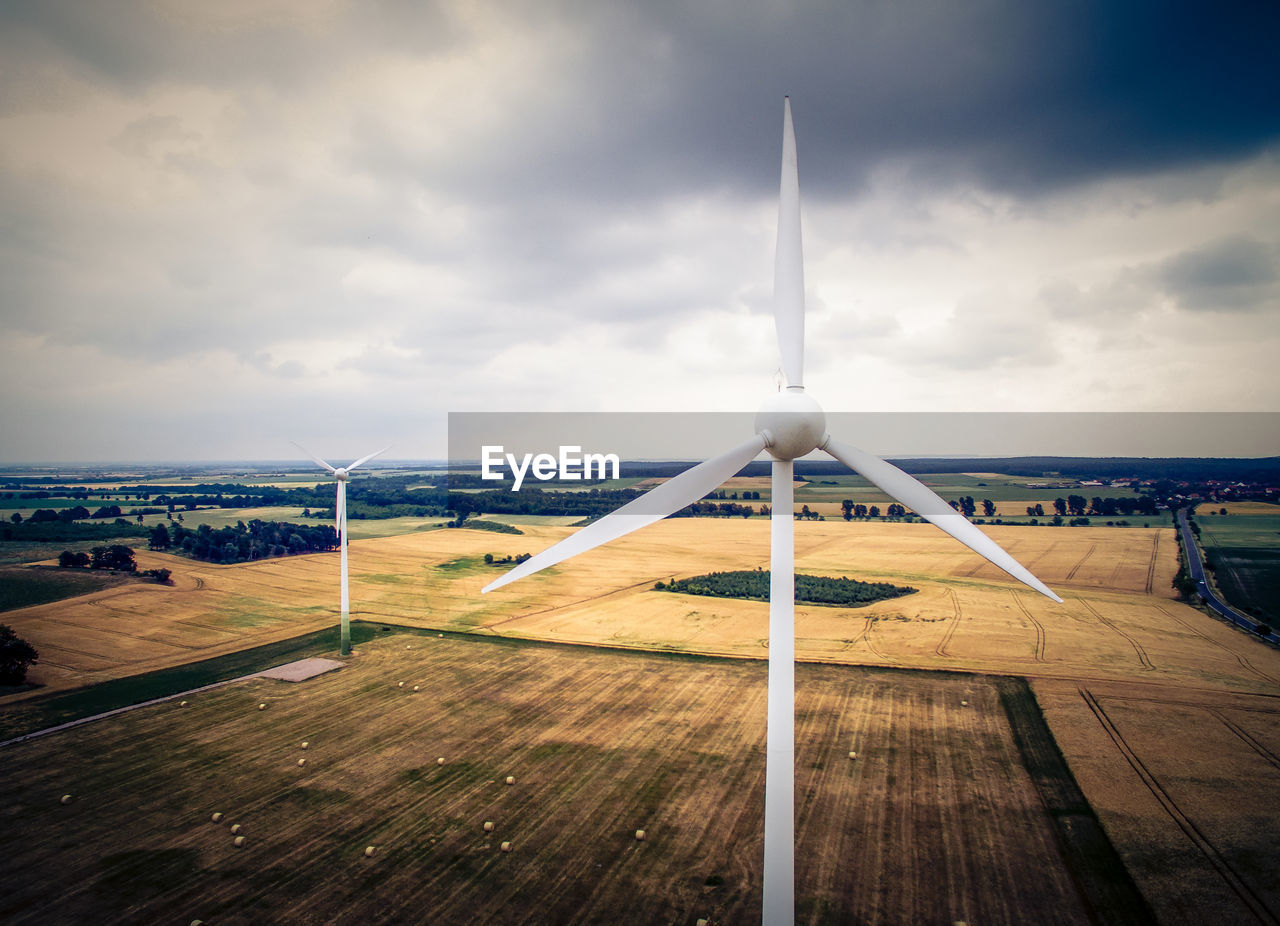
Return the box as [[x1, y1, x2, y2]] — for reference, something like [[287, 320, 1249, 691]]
[[59, 545, 138, 571], [165, 519, 337, 565], [840, 502, 907, 521], [0, 623, 39, 685], [482, 553, 532, 566], [655, 570, 916, 607]]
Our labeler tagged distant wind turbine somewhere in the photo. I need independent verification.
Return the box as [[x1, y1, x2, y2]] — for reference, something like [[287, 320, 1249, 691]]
[[292, 442, 388, 656], [482, 98, 1060, 925]]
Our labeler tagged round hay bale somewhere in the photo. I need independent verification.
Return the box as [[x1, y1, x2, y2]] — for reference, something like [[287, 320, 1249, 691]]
[[960, 700, 969, 707], [230, 824, 242, 835], [233, 835, 246, 848], [505, 776, 515, 786], [59, 794, 72, 805], [697, 919, 709, 926], [398, 681, 404, 688], [257, 703, 266, 711], [635, 829, 646, 841], [412, 685, 420, 692], [364, 845, 377, 858], [300, 741, 309, 750], [180, 700, 188, 707], [211, 812, 223, 823], [500, 841, 512, 853], [848, 751, 857, 760], [437, 633, 443, 638], [436, 757, 445, 766], [191, 920, 204, 926], [297, 758, 307, 767], [482, 821, 495, 833]]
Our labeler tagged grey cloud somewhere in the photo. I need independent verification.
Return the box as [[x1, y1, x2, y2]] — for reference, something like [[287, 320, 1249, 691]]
[[1158, 236, 1279, 312]]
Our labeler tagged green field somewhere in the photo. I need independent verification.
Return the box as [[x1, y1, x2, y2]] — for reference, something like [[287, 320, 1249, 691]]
[[1197, 509, 1280, 621], [0, 566, 130, 613]]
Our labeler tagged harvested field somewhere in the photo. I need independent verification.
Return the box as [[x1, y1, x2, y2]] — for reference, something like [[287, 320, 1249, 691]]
[[0, 633, 1127, 925]]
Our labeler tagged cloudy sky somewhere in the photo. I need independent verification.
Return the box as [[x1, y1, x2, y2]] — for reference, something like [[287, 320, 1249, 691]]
[[2, 0, 1278, 463]]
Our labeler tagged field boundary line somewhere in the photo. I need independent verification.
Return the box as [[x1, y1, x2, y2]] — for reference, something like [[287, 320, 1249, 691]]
[[1080, 688, 1279, 926], [0, 672, 262, 750], [1081, 600, 1153, 671]]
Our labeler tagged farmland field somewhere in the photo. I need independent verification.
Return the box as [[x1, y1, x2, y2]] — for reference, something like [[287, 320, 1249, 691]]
[[0, 633, 1133, 925], [1195, 503, 1280, 621], [3, 515, 1280, 923]]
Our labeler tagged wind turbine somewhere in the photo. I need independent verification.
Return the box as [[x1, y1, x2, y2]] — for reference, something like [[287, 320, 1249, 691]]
[[293, 442, 389, 656], [482, 98, 1061, 925]]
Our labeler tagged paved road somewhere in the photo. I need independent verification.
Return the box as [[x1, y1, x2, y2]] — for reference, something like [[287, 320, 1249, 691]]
[[1176, 508, 1274, 640]]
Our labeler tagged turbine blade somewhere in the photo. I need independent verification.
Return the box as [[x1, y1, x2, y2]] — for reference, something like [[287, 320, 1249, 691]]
[[774, 96, 805, 389], [348, 446, 390, 472], [483, 434, 769, 594], [291, 440, 336, 474], [823, 437, 1063, 603]]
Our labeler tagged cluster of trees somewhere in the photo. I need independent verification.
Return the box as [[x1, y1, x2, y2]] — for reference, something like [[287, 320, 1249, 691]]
[[841, 501, 909, 520], [10, 505, 127, 524], [655, 569, 916, 607], [151, 520, 338, 564], [0, 623, 38, 685], [702, 490, 764, 501], [1049, 495, 1159, 517], [483, 553, 532, 566], [672, 501, 757, 518], [58, 544, 137, 571]]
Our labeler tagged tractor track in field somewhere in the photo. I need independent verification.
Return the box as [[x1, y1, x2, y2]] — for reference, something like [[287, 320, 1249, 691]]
[[1081, 600, 1153, 671], [935, 588, 961, 658], [1012, 590, 1047, 663], [1080, 688, 1279, 926], [1208, 709, 1280, 771], [1066, 543, 1098, 581], [1145, 533, 1160, 594], [1155, 605, 1275, 684]]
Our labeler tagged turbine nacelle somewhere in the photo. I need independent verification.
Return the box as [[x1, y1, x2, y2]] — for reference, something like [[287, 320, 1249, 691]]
[[334, 468, 349, 482], [755, 387, 826, 462]]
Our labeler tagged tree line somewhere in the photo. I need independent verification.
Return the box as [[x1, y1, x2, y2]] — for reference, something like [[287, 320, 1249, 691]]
[[148, 520, 338, 564]]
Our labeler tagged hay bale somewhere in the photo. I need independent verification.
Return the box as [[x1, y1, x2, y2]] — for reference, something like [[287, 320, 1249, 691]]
[[500, 841, 512, 853], [848, 751, 857, 760], [960, 700, 969, 706], [364, 846, 377, 858], [300, 741, 309, 750], [483, 821, 495, 833], [697, 920, 709, 926], [179, 700, 188, 707], [634, 829, 646, 841], [257, 703, 266, 711], [505, 776, 515, 786], [297, 758, 307, 767], [398, 681, 404, 688], [412, 685, 420, 692], [230, 824, 242, 835], [59, 794, 72, 805], [211, 812, 223, 823], [233, 835, 246, 848], [436, 757, 446, 766]]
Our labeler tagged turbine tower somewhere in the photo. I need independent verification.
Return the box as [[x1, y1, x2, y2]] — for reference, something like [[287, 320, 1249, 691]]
[[293, 442, 388, 656], [482, 98, 1061, 925]]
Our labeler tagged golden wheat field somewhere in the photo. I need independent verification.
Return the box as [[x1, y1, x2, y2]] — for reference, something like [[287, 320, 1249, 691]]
[[4, 516, 1280, 923]]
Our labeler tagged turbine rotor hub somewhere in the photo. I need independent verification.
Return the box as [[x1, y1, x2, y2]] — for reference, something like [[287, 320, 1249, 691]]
[[755, 386, 826, 461], [334, 468, 349, 481]]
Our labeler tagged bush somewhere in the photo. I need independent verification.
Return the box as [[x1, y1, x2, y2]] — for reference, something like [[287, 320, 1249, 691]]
[[58, 550, 91, 568], [0, 623, 39, 685], [142, 568, 172, 584]]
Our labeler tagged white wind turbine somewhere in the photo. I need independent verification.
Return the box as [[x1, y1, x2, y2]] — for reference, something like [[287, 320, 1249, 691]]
[[482, 98, 1061, 925], [293, 442, 389, 656]]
